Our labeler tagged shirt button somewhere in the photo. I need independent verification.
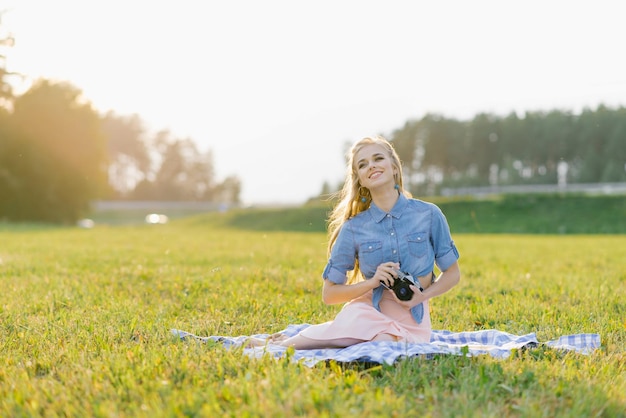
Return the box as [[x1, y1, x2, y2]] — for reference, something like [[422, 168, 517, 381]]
[[368, 246, 372, 249], [390, 232, 395, 236], [393, 249, 397, 254]]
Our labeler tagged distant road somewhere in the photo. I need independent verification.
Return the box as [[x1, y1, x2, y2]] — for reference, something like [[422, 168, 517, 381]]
[[93, 201, 226, 211], [441, 182, 626, 197]]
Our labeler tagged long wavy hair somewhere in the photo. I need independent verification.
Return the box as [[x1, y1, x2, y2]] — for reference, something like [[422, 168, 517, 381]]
[[326, 135, 411, 283]]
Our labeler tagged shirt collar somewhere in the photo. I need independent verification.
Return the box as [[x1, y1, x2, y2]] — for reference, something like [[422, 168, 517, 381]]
[[369, 193, 408, 223]]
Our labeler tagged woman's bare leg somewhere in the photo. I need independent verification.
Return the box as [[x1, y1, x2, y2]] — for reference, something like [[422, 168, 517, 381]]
[[276, 334, 364, 349], [246, 332, 398, 349]]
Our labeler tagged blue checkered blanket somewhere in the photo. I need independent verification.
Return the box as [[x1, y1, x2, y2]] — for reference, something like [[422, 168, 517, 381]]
[[171, 324, 600, 367]]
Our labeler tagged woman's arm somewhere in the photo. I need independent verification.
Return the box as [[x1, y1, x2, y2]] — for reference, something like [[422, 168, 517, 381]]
[[421, 261, 460, 300], [322, 278, 378, 305], [322, 261, 401, 305]]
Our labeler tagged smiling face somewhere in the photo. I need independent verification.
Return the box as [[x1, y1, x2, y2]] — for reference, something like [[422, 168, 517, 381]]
[[354, 143, 397, 192]]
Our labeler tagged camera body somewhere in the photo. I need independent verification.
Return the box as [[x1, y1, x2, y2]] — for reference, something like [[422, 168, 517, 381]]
[[390, 271, 422, 301]]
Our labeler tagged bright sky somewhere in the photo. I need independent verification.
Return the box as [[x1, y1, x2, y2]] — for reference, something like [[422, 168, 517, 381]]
[[2, 0, 625, 205]]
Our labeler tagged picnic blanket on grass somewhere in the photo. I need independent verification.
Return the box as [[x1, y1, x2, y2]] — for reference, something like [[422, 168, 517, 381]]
[[171, 324, 600, 367]]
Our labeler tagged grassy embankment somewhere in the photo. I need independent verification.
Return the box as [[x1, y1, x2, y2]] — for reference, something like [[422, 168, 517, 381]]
[[0, 193, 624, 416], [213, 193, 626, 234]]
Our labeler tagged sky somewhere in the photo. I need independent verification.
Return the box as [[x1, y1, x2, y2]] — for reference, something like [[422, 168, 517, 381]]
[[1, 0, 625, 205]]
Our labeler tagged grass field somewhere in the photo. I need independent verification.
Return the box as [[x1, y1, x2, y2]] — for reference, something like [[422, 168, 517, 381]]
[[1, 204, 625, 416]]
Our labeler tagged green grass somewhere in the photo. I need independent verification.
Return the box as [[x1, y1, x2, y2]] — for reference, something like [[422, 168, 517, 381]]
[[437, 193, 626, 234], [1, 210, 625, 416]]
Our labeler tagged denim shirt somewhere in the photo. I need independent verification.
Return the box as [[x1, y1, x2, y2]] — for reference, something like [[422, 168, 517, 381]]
[[322, 194, 460, 324]]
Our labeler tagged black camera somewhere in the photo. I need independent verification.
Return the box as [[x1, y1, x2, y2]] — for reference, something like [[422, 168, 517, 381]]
[[388, 271, 423, 301]]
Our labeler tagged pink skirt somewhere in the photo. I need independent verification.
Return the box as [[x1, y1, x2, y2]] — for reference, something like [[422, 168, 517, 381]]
[[299, 290, 431, 343]]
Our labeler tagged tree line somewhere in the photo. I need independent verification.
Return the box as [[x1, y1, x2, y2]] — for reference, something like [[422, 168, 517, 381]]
[[0, 79, 241, 223], [0, 17, 240, 223], [389, 107, 626, 196]]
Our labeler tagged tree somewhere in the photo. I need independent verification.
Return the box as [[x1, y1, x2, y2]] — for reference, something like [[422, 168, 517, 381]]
[[575, 106, 611, 183], [9, 80, 108, 223], [0, 110, 20, 218], [0, 11, 15, 109], [601, 109, 626, 182], [214, 175, 241, 205], [0, 12, 21, 219], [101, 111, 150, 197], [132, 131, 215, 201]]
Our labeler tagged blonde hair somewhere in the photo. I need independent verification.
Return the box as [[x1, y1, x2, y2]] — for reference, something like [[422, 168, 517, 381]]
[[326, 135, 411, 283]]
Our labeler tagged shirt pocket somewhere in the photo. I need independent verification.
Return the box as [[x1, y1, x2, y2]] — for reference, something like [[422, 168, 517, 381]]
[[407, 232, 429, 260], [358, 240, 383, 277]]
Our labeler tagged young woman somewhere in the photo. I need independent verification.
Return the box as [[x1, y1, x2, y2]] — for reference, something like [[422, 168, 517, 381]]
[[252, 135, 460, 349]]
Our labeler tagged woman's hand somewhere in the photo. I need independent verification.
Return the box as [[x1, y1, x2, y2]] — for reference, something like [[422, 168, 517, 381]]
[[371, 262, 400, 289], [389, 284, 427, 309]]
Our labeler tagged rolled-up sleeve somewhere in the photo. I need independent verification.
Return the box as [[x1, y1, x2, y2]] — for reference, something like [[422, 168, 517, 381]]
[[430, 205, 460, 271], [321, 223, 356, 284]]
